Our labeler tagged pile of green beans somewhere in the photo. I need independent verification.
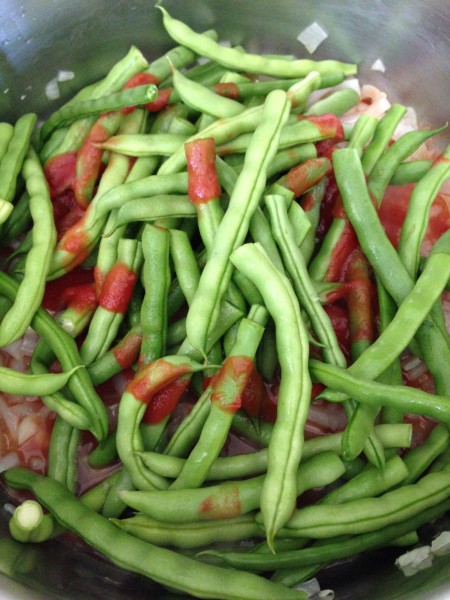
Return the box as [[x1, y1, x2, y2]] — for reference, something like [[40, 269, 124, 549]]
[[1, 6, 449, 600]]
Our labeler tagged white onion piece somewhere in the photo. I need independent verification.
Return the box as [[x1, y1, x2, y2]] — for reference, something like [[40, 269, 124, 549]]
[[57, 69, 75, 82], [0, 452, 20, 474], [318, 591, 335, 600], [340, 84, 391, 125], [45, 78, 60, 100], [294, 577, 321, 596], [395, 545, 433, 576], [370, 58, 386, 72], [297, 22, 328, 54], [431, 531, 450, 556], [17, 415, 39, 445], [0, 397, 20, 434]]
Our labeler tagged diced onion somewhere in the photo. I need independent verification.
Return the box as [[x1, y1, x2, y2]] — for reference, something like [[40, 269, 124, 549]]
[[45, 78, 60, 100], [0, 452, 20, 474], [57, 69, 75, 82], [370, 58, 386, 72], [431, 531, 450, 556], [17, 415, 39, 445], [294, 577, 321, 596], [395, 545, 433, 576], [297, 22, 328, 54]]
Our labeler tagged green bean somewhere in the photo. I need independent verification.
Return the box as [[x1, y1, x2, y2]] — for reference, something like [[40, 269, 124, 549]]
[[0, 365, 78, 396], [321, 455, 409, 505], [158, 6, 356, 78], [0, 149, 56, 347], [280, 468, 450, 538], [116, 356, 205, 490], [218, 117, 339, 155], [139, 225, 170, 365], [270, 455, 409, 584], [401, 424, 449, 485], [266, 193, 346, 368], [309, 359, 450, 424], [0, 122, 14, 162], [105, 194, 196, 235], [4, 468, 304, 600], [230, 243, 311, 548], [333, 149, 450, 392], [120, 452, 344, 523], [28, 359, 92, 431], [169, 229, 201, 306], [398, 145, 450, 277], [296, 179, 326, 263], [186, 90, 290, 355], [163, 387, 214, 458], [101, 468, 133, 519], [361, 103, 406, 175], [0, 114, 36, 217], [138, 449, 269, 481], [87, 324, 142, 386], [390, 159, 432, 185], [158, 103, 269, 175], [80, 238, 142, 365], [97, 132, 188, 157], [88, 431, 118, 468], [9, 500, 56, 544], [1, 191, 31, 246], [40, 85, 157, 141], [171, 309, 267, 490], [306, 88, 360, 116], [112, 513, 262, 549], [172, 66, 244, 118], [368, 126, 446, 207], [56, 45, 149, 155], [47, 416, 80, 493], [201, 498, 450, 572], [347, 114, 378, 157]]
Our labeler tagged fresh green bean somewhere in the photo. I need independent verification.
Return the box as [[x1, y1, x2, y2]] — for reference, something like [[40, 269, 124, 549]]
[[120, 452, 344, 522], [201, 498, 450, 572], [186, 90, 290, 355], [4, 468, 304, 600], [40, 85, 157, 140], [230, 243, 311, 549], [0, 148, 56, 347], [158, 6, 356, 78], [112, 513, 263, 549], [0, 114, 36, 217], [398, 145, 450, 277]]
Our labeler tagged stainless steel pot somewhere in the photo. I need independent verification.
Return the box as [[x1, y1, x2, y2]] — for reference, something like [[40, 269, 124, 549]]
[[0, 1, 449, 598]]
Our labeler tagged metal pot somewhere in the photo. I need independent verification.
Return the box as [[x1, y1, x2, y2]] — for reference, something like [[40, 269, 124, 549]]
[[0, 1, 449, 598]]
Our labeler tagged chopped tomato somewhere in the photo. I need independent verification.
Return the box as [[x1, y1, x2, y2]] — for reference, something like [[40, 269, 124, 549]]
[[43, 267, 94, 312], [378, 184, 450, 250]]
